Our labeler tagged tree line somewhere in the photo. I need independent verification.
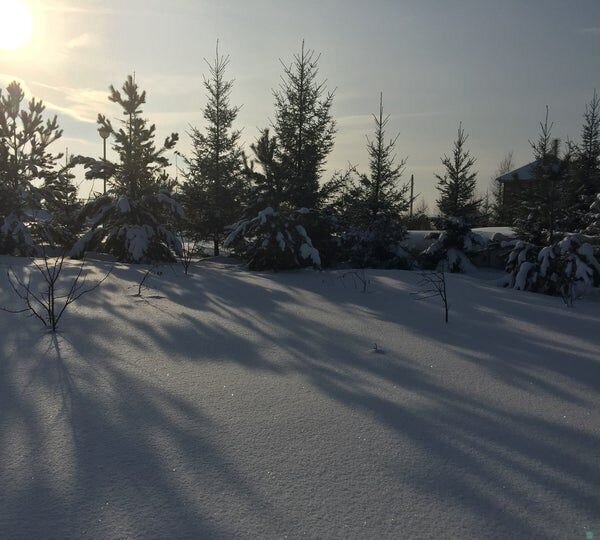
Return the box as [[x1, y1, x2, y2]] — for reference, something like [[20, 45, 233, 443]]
[[1, 42, 598, 270]]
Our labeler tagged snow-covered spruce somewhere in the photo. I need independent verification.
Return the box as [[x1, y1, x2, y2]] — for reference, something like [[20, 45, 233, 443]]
[[0, 212, 36, 256], [501, 234, 600, 300], [419, 217, 487, 273], [224, 206, 331, 270], [583, 193, 600, 237], [502, 240, 539, 290], [71, 193, 183, 263]]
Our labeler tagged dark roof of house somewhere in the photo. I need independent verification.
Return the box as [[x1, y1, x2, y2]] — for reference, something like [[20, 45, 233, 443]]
[[497, 157, 562, 183], [496, 160, 539, 183]]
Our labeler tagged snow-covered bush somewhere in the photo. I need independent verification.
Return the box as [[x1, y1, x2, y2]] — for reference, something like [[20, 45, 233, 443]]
[[71, 193, 183, 263], [502, 235, 600, 301], [502, 240, 538, 290], [224, 206, 328, 270], [583, 193, 600, 237], [419, 217, 487, 273], [0, 212, 36, 256], [343, 215, 412, 269]]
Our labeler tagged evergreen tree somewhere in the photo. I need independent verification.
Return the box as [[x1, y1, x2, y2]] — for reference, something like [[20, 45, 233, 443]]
[[348, 94, 408, 222], [578, 90, 600, 194], [514, 107, 568, 245], [180, 43, 246, 255], [39, 152, 82, 248], [0, 81, 64, 254], [565, 91, 600, 233], [342, 94, 410, 267], [490, 152, 514, 225], [435, 123, 480, 224], [72, 75, 182, 263], [225, 43, 340, 271], [477, 189, 493, 227], [245, 128, 284, 209], [273, 41, 336, 209]]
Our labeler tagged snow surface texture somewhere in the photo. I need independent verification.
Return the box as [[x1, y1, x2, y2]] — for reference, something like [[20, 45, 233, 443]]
[[0, 256, 598, 540]]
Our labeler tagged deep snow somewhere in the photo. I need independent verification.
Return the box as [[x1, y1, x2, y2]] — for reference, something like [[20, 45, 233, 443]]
[[0, 256, 598, 540]]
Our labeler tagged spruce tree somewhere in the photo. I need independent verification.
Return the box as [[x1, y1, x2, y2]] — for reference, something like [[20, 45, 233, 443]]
[[477, 190, 492, 227], [273, 41, 336, 209], [490, 152, 514, 225], [514, 107, 568, 245], [566, 91, 600, 233], [0, 81, 64, 254], [73, 75, 182, 263], [342, 94, 410, 267], [349, 93, 409, 222], [225, 43, 339, 271], [181, 43, 246, 256], [578, 90, 600, 193], [435, 123, 480, 224], [40, 153, 82, 248]]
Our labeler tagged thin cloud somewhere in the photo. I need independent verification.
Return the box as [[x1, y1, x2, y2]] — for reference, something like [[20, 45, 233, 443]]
[[67, 33, 96, 49], [40, 2, 116, 15], [31, 82, 110, 123], [577, 27, 600, 35], [338, 111, 445, 129]]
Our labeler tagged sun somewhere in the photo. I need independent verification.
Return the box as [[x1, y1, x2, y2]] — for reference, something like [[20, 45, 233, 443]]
[[0, 0, 33, 50]]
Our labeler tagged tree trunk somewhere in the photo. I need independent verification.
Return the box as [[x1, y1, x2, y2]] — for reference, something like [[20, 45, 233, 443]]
[[214, 237, 220, 256]]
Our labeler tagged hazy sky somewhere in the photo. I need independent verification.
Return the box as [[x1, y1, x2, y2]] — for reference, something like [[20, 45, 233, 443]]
[[1, 0, 599, 207]]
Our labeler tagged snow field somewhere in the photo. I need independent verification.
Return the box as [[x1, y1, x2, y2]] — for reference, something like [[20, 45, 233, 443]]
[[0, 256, 598, 539]]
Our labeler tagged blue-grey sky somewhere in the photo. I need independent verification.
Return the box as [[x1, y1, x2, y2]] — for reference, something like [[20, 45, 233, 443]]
[[1, 0, 599, 207]]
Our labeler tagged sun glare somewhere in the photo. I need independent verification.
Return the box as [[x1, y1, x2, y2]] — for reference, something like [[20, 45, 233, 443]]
[[0, 0, 33, 50]]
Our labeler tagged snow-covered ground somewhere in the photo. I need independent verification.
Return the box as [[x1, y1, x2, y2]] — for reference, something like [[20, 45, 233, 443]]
[[0, 256, 598, 540]]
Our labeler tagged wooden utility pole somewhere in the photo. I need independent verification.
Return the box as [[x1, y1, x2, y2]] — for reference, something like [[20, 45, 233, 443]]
[[409, 174, 414, 217]]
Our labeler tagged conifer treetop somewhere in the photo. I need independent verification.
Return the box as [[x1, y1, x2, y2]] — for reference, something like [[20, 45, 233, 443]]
[[80, 74, 178, 198], [435, 122, 480, 223], [272, 40, 336, 208], [0, 80, 63, 183]]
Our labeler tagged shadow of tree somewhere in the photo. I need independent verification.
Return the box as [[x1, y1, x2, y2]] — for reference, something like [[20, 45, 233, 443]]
[[0, 258, 598, 539]]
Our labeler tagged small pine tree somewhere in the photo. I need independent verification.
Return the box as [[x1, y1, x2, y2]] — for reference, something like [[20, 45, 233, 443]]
[[180, 43, 246, 256], [348, 94, 408, 222], [0, 81, 63, 254], [565, 91, 600, 233], [490, 152, 514, 225], [73, 75, 182, 263], [342, 93, 410, 267], [39, 153, 82, 248], [245, 128, 285, 210], [477, 190, 493, 227], [435, 123, 480, 224], [273, 41, 336, 209], [515, 107, 569, 245]]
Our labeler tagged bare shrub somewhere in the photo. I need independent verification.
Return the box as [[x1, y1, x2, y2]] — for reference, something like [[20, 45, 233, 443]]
[[1, 251, 112, 332]]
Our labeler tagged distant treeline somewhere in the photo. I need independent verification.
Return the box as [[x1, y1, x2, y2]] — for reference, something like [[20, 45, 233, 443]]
[[1, 42, 598, 269]]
